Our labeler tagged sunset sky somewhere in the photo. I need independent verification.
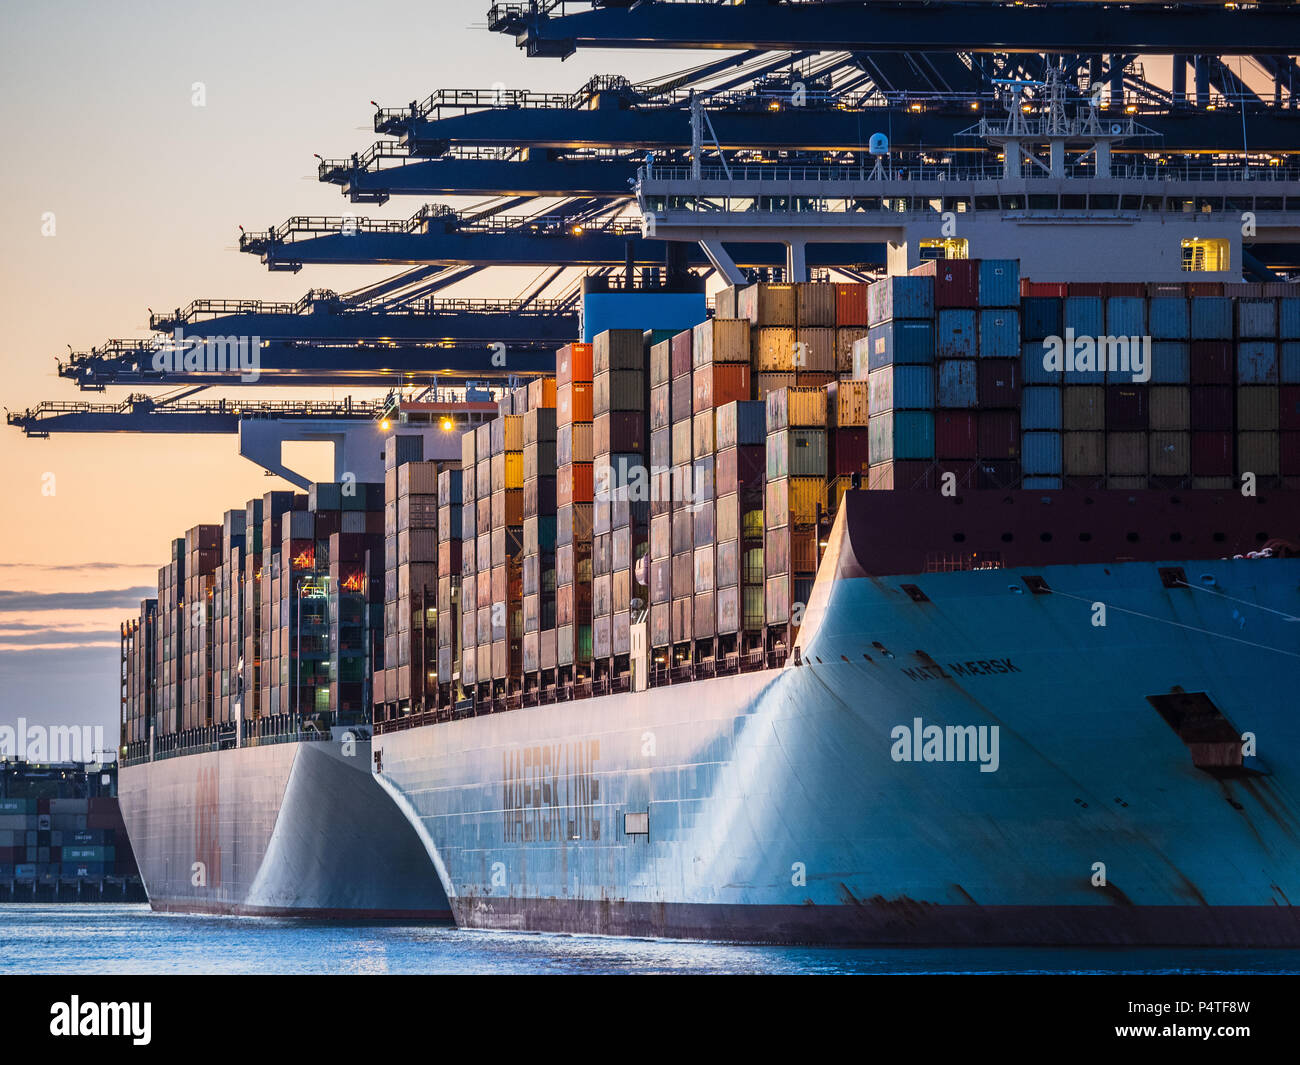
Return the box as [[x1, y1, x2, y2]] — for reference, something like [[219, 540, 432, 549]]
[[0, 0, 695, 740]]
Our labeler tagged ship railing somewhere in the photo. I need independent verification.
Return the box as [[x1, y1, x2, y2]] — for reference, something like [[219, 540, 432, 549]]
[[639, 163, 1300, 186]]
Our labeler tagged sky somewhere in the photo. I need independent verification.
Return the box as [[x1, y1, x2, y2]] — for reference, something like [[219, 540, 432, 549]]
[[0, 0, 703, 741]]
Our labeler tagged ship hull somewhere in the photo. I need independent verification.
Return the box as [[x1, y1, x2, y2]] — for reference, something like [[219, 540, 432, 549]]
[[377, 525, 1300, 944], [119, 735, 451, 919]]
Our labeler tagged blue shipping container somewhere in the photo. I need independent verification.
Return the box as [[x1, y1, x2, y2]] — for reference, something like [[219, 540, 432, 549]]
[[868, 411, 935, 463], [1023, 476, 1063, 489], [867, 276, 933, 325], [1237, 340, 1278, 384], [1282, 342, 1300, 384], [937, 309, 977, 359], [1281, 299, 1300, 340], [1149, 342, 1190, 384], [1148, 298, 1189, 340], [1190, 297, 1233, 340], [937, 360, 978, 408], [1020, 387, 1063, 430], [1106, 297, 1146, 336], [1064, 297, 1104, 337], [1021, 298, 1062, 341], [1021, 432, 1063, 475], [1238, 299, 1277, 339], [979, 309, 1020, 359], [1022, 342, 1061, 385], [866, 321, 934, 371], [868, 365, 935, 412], [978, 259, 1020, 307]]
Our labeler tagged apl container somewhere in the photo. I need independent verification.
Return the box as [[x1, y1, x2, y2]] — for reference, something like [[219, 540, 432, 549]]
[[978, 259, 1020, 307], [1237, 341, 1279, 385], [937, 360, 977, 408], [865, 320, 934, 371], [1237, 299, 1277, 339], [1020, 386, 1063, 430], [1106, 297, 1146, 336], [1021, 431, 1063, 475], [937, 309, 977, 359], [1148, 298, 1190, 340], [868, 364, 935, 412], [1021, 298, 1062, 341]]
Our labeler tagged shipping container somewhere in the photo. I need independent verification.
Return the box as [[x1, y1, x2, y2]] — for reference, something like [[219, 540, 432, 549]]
[[796, 282, 837, 327], [766, 386, 827, 430], [1021, 432, 1063, 475], [937, 309, 977, 359], [1190, 298, 1233, 340], [835, 326, 868, 376], [935, 411, 978, 459], [1148, 298, 1189, 340], [693, 363, 751, 413], [1022, 341, 1062, 385], [1238, 340, 1279, 385], [834, 283, 869, 326], [936, 360, 977, 408], [977, 410, 1020, 459], [978, 309, 1020, 359], [1021, 386, 1062, 430], [1238, 432, 1280, 477], [739, 283, 797, 326], [715, 400, 767, 449], [978, 259, 1020, 307], [977, 359, 1021, 407], [1150, 386, 1191, 431], [1191, 431, 1234, 475], [910, 259, 976, 309], [1064, 296, 1104, 337], [1149, 432, 1191, 477], [863, 320, 934, 373], [867, 275, 934, 324], [1238, 299, 1278, 339], [1021, 298, 1062, 342], [826, 380, 869, 427], [1063, 432, 1106, 476], [868, 364, 935, 413], [766, 429, 829, 479], [1190, 341, 1234, 385], [1238, 386, 1280, 431], [868, 411, 935, 463], [692, 318, 752, 366], [754, 326, 798, 373]]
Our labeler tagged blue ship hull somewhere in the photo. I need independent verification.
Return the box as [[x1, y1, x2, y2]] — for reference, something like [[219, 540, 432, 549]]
[[376, 498, 1300, 944]]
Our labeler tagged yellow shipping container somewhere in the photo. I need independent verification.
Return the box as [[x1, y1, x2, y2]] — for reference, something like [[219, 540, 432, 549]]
[[694, 318, 751, 365], [503, 415, 524, 452], [1063, 431, 1105, 475], [829, 380, 870, 428], [1149, 386, 1190, 431], [1237, 386, 1279, 431], [1063, 386, 1105, 431], [1107, 432, 1149, 475], [781, 385, 830, 430], [504, 451, 524, 488], [1237, 431, 1280, 476], [1149, 431, 1191, 476], [836, 326, 869, 376], [796, 282, 837, 327], [786, 476, 827, 526], [795, 327, 836, 373], [742, 282, 797, 326], [754, 326, 797, 372], [693, 409, 715, 459]]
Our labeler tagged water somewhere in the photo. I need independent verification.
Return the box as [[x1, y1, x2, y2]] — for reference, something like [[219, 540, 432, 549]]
[[3, 905, 1300, 974]]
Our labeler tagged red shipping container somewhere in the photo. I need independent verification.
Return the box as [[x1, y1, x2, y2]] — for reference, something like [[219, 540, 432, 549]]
[[1191, 432, 1234, 475], [693, 364, 751, 413], [1282, 432, 1300, 476], [1186, 282, 1224, 298], [832, 428, 871, 476], [556, 342, 593, 386], [834, 283, 869, 326], [1104, 282, 1146, 298], [1068, 282, 1105, 298], [671, 330, 693, 379], [716, 445, 765, 495], [1020, 280, 1069, 298], [556, 463, 594, 506], [1190, 385, 1234, 431], [978, 410, 1021, 459], [1281, 386, 1300, 432], [912, 258, 978, 308], [593, 411, 645, 454], [1106, 385, 1149, 430], [935, 411, 978, 459], [557, 381, 593, 424], [1190, 342, 1234, 385], [977, 359, 1021, 407]]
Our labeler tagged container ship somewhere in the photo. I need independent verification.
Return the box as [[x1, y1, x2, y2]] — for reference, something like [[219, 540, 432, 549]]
[[115, 81, 1300, 941], [118, 476, 454, 918]]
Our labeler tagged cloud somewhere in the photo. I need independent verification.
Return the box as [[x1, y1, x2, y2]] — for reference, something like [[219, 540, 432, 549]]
[[0, 628, 121, 647], [0, 587, 156, 611], [0, 562, 156, 572]]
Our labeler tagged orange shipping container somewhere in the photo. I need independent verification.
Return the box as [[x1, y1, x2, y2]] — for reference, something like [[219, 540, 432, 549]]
[[693, 363, 751, 413], [739, 283, 796, 326], [557, 381, 593, 425], [556, 462, 594, 506], [827, 380, 870, 428], [527, 376, 557, 410], [692, 318, 751, 366], [556, 343, 593, 386], [834, 283, 870, 326]]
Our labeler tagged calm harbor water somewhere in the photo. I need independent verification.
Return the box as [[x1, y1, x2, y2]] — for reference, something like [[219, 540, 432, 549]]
[[3, 904, 1300, 974]]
